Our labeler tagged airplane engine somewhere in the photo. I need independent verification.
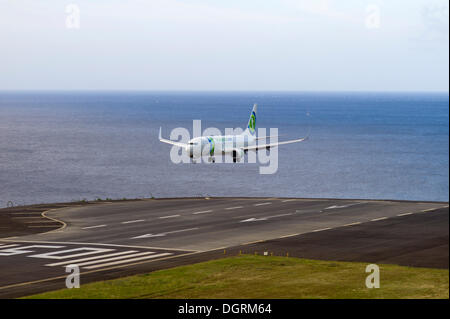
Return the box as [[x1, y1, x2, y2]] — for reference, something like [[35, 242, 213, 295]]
[[232, 148, 244, 163]]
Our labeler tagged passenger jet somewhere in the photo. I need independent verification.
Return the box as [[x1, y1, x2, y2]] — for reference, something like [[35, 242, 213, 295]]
[[159, 104, 308, 163]]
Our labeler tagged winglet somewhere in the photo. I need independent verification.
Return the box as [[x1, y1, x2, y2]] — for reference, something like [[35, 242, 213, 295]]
[[159, 127, 162, 140]]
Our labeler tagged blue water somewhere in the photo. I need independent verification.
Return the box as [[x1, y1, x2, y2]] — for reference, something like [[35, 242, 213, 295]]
[[0, 92, 448, 207]]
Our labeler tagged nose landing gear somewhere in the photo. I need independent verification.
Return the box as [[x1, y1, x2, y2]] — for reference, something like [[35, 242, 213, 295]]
[[208, 156, 216, 163]]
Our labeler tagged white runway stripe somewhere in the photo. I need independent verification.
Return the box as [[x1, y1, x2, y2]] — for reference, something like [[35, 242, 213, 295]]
[[312, 227, 331, 232], [343, 222, 361, 227], [371, 217, 388, 221], [254, 202, 272, 206], [225, 206, 243, 210], [0, 244, 20, 249], [83, 252, 173, 269], [82, 225, 107, 229], [397, 212, 413, 216], [76, 252, 156, 267], [281, 199, 296, 202], [45, 251, 138, 267], [193, 210, 212, 215], [159, 215, 180, 219], [121, 219, 145, 224]]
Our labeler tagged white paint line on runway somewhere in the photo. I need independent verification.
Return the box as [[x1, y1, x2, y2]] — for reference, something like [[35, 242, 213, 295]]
[[132, 227, 199, 239], [0, 244, 20, 249], [76, 252, 155, 267], [159, 214, 180, 219], [225, 206, 243, 210], [240, 212, 293, 223], [371, 217, 388, 222], [193, 210, 212, 215], [312, 227, 332, 232], [82, 225, 107, 230], [46, 251, 138, 267], [343, 222, 361, 227], [121, 219, 145, 224], [253, 202, 272, 206], [421, 208, 439, 212], [83, 252, 172, 269], [281, 199, 296, 202], [397, 212, 413, 216]]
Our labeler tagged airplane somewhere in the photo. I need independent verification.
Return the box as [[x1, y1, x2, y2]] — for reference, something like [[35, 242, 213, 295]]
[[159, 104, 308, 163]]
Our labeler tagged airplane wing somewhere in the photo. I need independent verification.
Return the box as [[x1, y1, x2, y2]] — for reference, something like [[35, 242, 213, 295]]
[[242, 136, 308, 151], [159, 127, 188, 148]]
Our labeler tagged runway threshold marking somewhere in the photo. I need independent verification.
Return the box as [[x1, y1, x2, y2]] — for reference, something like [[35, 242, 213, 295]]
[[75, 252, 156, 267], [132, 227, 199, 239], [253, 202, 272, 206], [83, 252, 172, 270], [225, 206, 243, 210], [82, 225, 107, 230], [121, 219, 145, 224], [193, 210, 212, 215], [45, 250, 138, 266], [159, 214, 180, 219]]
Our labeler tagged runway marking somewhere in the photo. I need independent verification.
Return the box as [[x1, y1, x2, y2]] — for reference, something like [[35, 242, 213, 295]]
[[225, 206, 243, 210], [121, 219, 145, 224], [76, 252, 156, 267], [343, 222, 361, 227], [82, 252, 172, 270], [11, 216, 42, 219], [82, 225, 107, 230], [278, 233, 301, 239], [397, 212, 413, 216], [312, 227, 331, 232], [0, 239, 197, 252], [0, 244, 20, 249], [159, 214, 180, 219], [28, 225, 58, 228], [193, 210, 213, 215], [421, 208, 439, 213], [240, 213, 293, 223], [132, 227, 199, 239], [253, 202, 272, 206], [371, 217, 388, 222], [45, 251, 138, 267], [25, 220, 58, 223], [29, 247, 113, 260], [281, 199, 296, 202], [324, 203, 362, 210]]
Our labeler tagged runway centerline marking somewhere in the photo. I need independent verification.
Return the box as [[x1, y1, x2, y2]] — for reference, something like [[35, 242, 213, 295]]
[[159, 215, 180, 219], [225, 206, 243, 210], [253, 202, 272, 206], [371, 217, 388, 222], [121, 219, 145, 224], [132, 227, 199, 239], [82, 225, 107, 230], [193, 210, 212, 215], [281, 199, 296, 202]]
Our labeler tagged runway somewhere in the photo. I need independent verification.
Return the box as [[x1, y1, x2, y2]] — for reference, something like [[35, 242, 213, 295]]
[[0, 197, 448, 298]]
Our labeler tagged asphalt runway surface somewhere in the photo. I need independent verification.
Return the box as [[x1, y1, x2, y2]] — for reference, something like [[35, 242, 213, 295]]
[[0, 197, 448, 298]]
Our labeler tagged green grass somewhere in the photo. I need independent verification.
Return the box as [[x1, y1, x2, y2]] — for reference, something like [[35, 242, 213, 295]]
[[24, 255, 449, 299]]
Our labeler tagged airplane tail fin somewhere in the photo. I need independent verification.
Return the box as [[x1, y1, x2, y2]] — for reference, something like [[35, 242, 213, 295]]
[[243, 103, 257, 136]]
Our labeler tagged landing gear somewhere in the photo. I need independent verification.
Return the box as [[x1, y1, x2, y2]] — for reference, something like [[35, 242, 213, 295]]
[[208, 156, 216, 163]]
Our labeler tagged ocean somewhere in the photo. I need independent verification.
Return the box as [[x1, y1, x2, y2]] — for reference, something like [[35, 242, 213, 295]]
[[0, 91, 448, 207]]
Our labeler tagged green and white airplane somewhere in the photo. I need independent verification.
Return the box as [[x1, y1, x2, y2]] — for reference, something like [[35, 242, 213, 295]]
[[159, 104, 308, 163]]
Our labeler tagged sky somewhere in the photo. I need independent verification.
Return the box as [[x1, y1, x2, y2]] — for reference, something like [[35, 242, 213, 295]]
[[0, 0, 448, 91]]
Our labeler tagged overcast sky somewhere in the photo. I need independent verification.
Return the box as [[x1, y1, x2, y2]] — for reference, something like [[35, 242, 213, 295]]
[[1, 0, 448, 91]]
